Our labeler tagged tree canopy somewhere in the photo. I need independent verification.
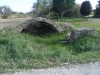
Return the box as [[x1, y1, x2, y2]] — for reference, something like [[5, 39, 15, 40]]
[[52, 0, 75, 21], [32, 0, 52, 17], [94, 1, 100, 17], [0, 5, 12, 18], [80, 1, 92, 17]]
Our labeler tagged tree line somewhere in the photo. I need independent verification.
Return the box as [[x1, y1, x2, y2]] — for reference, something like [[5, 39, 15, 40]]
[[32, 0, 100, 21], [0, 0, 100, 19], [0, 5, 27, 19]]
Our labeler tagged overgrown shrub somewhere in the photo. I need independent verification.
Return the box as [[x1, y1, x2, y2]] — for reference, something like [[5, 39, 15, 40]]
[[64, 4, 81, 17]]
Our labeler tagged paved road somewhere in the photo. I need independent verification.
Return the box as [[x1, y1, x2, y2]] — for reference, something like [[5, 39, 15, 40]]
[[1, 62, 100, 75]]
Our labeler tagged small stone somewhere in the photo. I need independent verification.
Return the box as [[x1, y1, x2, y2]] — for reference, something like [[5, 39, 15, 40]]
[[1, 30, 5, 34], [66, 32, 71, 40]]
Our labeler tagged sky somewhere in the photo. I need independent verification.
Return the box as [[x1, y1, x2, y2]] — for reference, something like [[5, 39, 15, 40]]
[[0, 0, 98, 13]]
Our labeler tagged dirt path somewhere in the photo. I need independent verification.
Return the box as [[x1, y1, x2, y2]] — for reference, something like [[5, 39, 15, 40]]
[[1, 62, 100, 75], [0, 18, 31, 29]]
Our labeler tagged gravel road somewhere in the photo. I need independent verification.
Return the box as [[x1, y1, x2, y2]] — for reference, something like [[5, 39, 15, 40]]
[[1, 62, 100, 75]]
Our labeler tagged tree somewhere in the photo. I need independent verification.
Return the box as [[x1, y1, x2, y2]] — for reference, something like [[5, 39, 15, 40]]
[[52, 0, 75, 21], [80, 1, 92, 19], [32, 0, 52, 17], [0, 5, 12, 18], [64, 4, 81, 17], [94, 0, 100, 17]]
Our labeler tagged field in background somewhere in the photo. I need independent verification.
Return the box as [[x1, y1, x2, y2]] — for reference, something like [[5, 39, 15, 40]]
[[0, 18, 100, 73]]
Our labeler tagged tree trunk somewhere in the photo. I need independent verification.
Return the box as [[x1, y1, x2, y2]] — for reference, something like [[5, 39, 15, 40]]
[[84, 16, 88, 21], [60, 13, 64, 22], [57, 15, 59, 21], [60, 16, 62, 22]]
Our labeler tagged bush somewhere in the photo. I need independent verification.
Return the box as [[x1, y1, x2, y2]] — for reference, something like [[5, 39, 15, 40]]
[[64, 4, 81, 18], [1, 15, 8, 19], [80, 1, 92, 17], [94, 8, 100, 17], [0, 5, 12, 19]]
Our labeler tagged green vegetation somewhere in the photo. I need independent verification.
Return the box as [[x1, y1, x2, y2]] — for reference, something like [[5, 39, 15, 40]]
[[32, 0, 81, 19], [32, 0, 52, 17], [52, 0, 75, 21], [94, 1, 100, 17], [80, 1, 92, 19], [64, 4, 81, 17], [0, 18, 100, 73], [0, 5, 12, 19]]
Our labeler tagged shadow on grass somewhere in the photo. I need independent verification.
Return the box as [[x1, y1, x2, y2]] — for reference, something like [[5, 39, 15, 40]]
[[0, 39, 9, 45], [21, 29, 70, 45]]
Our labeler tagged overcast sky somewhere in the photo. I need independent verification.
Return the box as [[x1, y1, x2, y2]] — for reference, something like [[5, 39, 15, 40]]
[[0, 0, 98, 13]]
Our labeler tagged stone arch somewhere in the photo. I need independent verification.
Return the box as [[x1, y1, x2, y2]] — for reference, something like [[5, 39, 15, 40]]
[[14, 17, 73, 34], [24, 20, 60, 34]]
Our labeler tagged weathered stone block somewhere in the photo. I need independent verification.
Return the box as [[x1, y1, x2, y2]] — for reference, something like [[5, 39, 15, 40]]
[[66, 27, 96, 43]]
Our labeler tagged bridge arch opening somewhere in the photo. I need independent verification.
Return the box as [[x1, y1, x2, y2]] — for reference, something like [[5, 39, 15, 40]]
[[21, 21, 57, 34]]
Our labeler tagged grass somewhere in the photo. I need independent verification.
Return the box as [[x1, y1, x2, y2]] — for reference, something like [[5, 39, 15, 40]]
[[0, 18, 100, 73], [58, 17, 100, 29]]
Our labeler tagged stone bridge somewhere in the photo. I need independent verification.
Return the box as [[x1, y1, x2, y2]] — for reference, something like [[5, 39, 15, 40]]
[[14, 17, 73, 34]]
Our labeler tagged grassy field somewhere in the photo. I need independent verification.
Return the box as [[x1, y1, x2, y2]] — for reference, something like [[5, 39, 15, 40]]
[[0, 18, 100, 73]]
